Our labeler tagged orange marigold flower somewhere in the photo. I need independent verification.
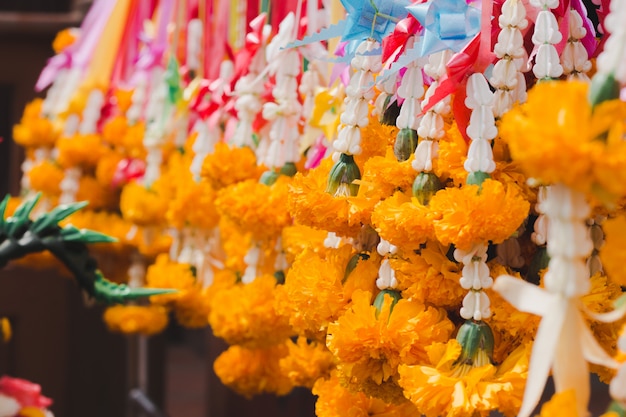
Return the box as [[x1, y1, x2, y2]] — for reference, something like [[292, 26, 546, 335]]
[[288, 160, 362, 238], [312, 370, 418, 417], [201, 143, 264, 189], [103, 305, 169, 335], [13, 99, 59, 148], [213, 342, 294, 398], [216, 177, 291, 241], [209, 275, 293, 348], [371, 192, 437, 250], [56, 134, 107, 168], [327, 290, 454, 403], [274, 245, 378, 341], [428, 180, 529, 251], [279, 337, 335, 389], [27, 160, 64, 196]]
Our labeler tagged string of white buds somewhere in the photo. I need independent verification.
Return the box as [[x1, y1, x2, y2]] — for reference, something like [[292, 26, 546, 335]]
[[596, 0, 626, 84], [142, 68, 168, 187], [413, 50, 452, 172], [395, 59, 424, 132], [530, 0, 564, 80], [242, 244, 262, 284], [464, 73, 497, 176], [259, 15, 302, 169], [232, 73, 265, 148], [541, 184, 593, 298], [186, 19, 203, 73], [561, 8, 592, 81], [376, 239, 398, 290], [490, 0, 528, 118], [532, 186, 549, 246], [333, 40, 381, 158], [456, 243, 493, 321], [373, 73, 397, 119]]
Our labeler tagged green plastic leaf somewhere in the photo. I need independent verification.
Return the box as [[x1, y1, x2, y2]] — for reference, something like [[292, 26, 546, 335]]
[[31, 201, 88, 234], [0, 194, 10, 230], [60, 225, 118, 244], [5, 193, 41, 236], [93, 273, 177, 304]]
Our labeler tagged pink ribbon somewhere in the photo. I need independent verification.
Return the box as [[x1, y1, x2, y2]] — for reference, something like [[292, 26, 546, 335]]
[[35, 0, 118, 91]]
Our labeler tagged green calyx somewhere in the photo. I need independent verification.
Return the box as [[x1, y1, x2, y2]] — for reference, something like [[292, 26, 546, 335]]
[[380, 97, 401, 126], [373, 289, 402, 319], [394, 128, 419, 162], [466, 171, 491, 188], [589, 72, 620, 110], [326, 153, 361, 197], [412, 172, 443, 205], [259, 163, 298, 186], [343, 252, 370, 284], [527, 245, 550, 285], [453, 320, 494, 372], [606, 401, 626, 417]]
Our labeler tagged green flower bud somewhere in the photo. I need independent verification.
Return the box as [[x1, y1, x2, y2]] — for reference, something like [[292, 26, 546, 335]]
[[394, 128, 419, 162], [412, 172, 443, 205], [589, 72, 620, 110], [259, 170, 280, 186], [455, 320, 494, 367], [380, 97, 401, 126], [466, 171, 491, 187], [373, 289, 402, 319], [280, 162, 297, 177], [326, 153, 361, 197]]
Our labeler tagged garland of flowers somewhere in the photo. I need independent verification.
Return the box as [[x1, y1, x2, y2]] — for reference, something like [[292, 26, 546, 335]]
[[10, 0, 626, 415]]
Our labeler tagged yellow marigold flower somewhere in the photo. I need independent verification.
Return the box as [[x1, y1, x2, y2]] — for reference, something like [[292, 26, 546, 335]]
[[398, 340, 529, 417], [274, 245, 377, 341], [288, 160, 362, 238], [279, 337, 335, 389], [101, 115, 128, 148], [428, 180, 530, 251], [327, 289, 453, 404], [95, 152, 124, 187], [52, 28, 78, 53], [218, 216, 253, 272], [216, 177, 291, 241], [114, 89, 133, 115], [120, 182, 169, 226], [354, 115, 397, 168], [167, 177, 219, 230], [391, 243, 465, 309], [312, 371, 418, 417], [434, 122, 468, 187], [123, 122, 147, 159], [13, 99, 59, 148], [209, 275, 293, 348], [213, 342, 294, 398], [359, 149, 416, 202], [76, 175, 119, 210], [56, 134, 107, 168], [201, 143, 264, 189], [536, 390, 579, 417], [173, 286, 212, 328], [500, 81, 626, 203], [600, 215, 626, 287], [281, 224, 329, 264], [145, 254, 197, 304], [103, 305, 169, 335], [27, 160, 64, 196], [0, 317, 11, 342], [371, 192, 437, 249]]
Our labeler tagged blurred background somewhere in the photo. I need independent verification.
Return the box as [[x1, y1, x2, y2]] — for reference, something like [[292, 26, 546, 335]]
[[0, 1, 315, 416]]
